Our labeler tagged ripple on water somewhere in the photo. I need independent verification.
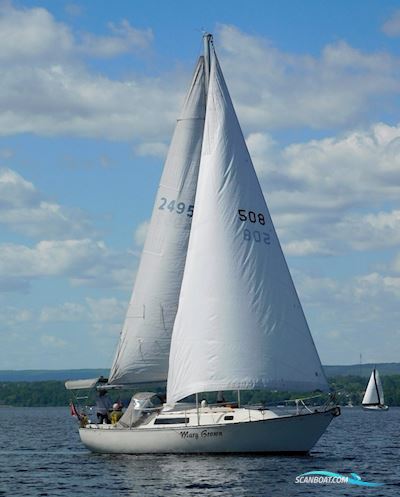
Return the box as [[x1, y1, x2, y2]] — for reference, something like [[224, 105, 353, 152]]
[[1, 407, 399, 497]]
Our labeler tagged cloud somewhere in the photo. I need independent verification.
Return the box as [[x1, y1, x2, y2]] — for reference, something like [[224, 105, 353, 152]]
[[292, 270, 400, 364], [40, 297, 126, 335], [135, 141, 168, 158], [1, 11, 400, 142], [282, 239, 333, 257], [337, 210, 400, 251], [0, 296, 127, 368], [0, 63, 181, 140], [0, 4, 152, 61], [40, 334, 67, 348], [251, 122, 400, 254], [79, 20, 153, 58], [0, 168, 92, 238], [0, 239, 135, 292], [0, 4, 74, 62], [382, 9, 400, 37], [134, 220, 149, 246], [39, 302, 87, 322], [218, 25, 400, 130], [245, 132, 279, 177], [0, 4, 177, 140]]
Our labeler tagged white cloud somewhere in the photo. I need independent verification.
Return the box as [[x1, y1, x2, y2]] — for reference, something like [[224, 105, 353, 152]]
[[252, 123, 400, 254], [39, 302, 87, 322], [86, 297, 125, 321], [246, 132, 278, 177], [219, 25, 400, 130], [134, 221, 149, 246], [0, 4, 74, 62], [337, 210, 400, 251], [0, 4, 178, 140], [79, 20, 153, 58], [0, 4, 152, 61], [353, 272, 400, 299], [282, 239, 332, 257], [0, 239, 135, 291], [292, 270, 400, 364], [0, 296, 126, 368], [1, 11, 399, 142], [40, 334, 67, 348], [135, 141, 168, 158], [0, 168, 92, 238], [382, 9, 400, 37], [40, 297, 126, 335], [0, 305, 35, 327], [0, 63, 182, 140]]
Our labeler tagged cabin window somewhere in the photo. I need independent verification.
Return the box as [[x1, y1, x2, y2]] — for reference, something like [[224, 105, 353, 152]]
[[154, 417, 189, 425], [224, 415, 234, 420]]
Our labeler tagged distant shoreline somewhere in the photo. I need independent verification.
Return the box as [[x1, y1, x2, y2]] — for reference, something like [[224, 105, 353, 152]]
[[2, 371, 400, 407], [2, 363, 400, 382]]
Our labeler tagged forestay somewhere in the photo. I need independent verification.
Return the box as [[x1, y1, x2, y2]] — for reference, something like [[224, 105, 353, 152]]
[[167, 48, 328, 404], [109, 57, 206, 385]]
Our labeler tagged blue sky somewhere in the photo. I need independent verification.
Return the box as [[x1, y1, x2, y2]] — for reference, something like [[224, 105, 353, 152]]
[[1, 0, 400, 370]]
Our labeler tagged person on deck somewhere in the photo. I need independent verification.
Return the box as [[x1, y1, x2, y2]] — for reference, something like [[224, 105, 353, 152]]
[[95, 389, 112, 424], [110, 402, 123, 425]]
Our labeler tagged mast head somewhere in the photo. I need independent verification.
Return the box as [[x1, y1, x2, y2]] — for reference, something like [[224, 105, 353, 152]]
[[203, 32, 213, 44]]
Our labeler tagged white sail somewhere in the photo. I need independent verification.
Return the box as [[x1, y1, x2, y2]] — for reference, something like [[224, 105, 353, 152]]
[[376, 369, 385, 405], [167, 48, 328, 404], [109, 57, 206, 385], [362, 369, 384, 405]]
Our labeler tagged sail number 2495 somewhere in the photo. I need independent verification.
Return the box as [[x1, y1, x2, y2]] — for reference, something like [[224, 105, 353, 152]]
[[238, 209, 270, 245], [159, 198, 193, 217]]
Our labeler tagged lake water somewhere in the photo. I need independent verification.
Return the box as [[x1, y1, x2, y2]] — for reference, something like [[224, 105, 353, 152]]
[[0, 406, 399, 497]]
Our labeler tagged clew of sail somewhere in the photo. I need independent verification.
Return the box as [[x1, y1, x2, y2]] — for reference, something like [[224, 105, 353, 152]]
[[167, 46, 328, 404], [109, 57, 206, 385]]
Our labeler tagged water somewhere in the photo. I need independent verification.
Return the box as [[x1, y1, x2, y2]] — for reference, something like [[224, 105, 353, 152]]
[[1, 406, 399, 497]]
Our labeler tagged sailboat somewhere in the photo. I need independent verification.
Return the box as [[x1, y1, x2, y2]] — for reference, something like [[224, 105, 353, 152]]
[[66, 34, 340, 454], [362, 369, 388, 410]]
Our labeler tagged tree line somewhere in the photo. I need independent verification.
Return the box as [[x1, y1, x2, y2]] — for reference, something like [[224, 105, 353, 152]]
[[1, 375, 400, 407]]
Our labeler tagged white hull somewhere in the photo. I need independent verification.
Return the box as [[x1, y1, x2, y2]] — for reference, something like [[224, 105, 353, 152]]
[[79, 407, 339, 454], [362, 404, 389, 411]]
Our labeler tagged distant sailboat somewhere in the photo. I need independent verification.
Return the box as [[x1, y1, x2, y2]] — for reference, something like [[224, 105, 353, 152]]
[[362, 369, 388, 410], [67, 33, 340, 454]]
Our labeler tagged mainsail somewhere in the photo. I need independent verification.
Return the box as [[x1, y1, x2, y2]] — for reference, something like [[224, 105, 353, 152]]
[[167, 45, 328, 404], [109, 57, 206, 385], [362, 369, 384, 406]]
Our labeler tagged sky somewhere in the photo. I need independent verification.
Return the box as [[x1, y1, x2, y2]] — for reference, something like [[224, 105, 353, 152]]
[[1, 0, 400, 370]]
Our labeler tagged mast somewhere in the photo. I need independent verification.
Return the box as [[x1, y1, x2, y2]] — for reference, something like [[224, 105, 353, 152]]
[[373, 368, 381, 406], [203, 33, 213, 95]]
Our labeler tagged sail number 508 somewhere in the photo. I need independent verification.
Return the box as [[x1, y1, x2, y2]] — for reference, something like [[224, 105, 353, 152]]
[[238, 209, 265, 225], [238, 209, 270, 244]]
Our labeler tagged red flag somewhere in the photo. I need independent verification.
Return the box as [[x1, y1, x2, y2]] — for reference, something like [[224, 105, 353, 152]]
[[70, 401, 82, 420]]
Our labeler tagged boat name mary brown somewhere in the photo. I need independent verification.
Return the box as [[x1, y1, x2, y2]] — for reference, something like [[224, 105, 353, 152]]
[[180, 430, 223, 440]]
